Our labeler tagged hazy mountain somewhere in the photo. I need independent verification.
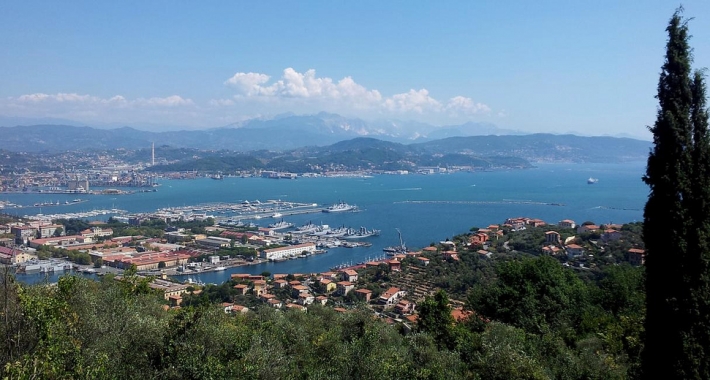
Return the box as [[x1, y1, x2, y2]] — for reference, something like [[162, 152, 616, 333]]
[[414, 134, 651, 163], [0, 114, 650, 162]]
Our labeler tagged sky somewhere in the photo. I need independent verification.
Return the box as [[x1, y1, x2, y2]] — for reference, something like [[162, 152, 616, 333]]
[[1, 1, 709, 139]]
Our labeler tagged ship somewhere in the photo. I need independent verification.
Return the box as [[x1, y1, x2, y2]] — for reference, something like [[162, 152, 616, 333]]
[[322, 201, 357, 213], [383, 228, 407, 255], [587, 177, 599, 184], [268, 219, 294, 230], [341, 226, 381, 239], [293, 221, 318, 234]]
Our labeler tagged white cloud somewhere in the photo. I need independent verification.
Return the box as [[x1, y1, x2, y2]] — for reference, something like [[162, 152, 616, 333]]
[[222, 68, 492, 119], [446, 96, 491, 115], [384, 89, 441, 113], [225, 68, 383, 106], [2, 69, 493, 128]]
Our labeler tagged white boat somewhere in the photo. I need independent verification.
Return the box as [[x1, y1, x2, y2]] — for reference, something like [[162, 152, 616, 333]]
[[323, 201, 357, 213], [215, 266, 226, 271], [587, 177, 599, 184], [271, 212, 283, 218]]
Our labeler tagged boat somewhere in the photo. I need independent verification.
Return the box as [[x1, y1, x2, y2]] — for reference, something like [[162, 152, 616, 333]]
[[383, 228, 407, 255], [341, 226, 381, 239], [293, 221, 318, 234], [323, 201, 357, 213], [271, 212, 283, 218], [214, 266, 226, 271], [587, 177, 599, 184], [268, 219, 294, 230]]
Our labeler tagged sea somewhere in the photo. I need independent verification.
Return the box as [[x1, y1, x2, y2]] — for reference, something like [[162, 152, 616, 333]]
[[5, 162, 648, 285]]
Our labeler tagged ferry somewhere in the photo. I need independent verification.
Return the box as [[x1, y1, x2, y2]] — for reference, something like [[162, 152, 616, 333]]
[[323, 201, 357, 213]]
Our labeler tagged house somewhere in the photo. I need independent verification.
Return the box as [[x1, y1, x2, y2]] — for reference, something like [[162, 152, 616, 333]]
[[297, 292, 315, 305], [601, 229, 622, 242], [527, 219, 546, 227], [394, 300, 415, 314], [477, 249, 492, 258], [233, 284, 249, 295], [628, 248, 646, 266], [315, 295, 329, 305], [545, 231, 561, 244], [378, 287, 406, 306], [559, 220, 576, 229], [267, 299, 283, 308], [417, 257, 430, 266], [542, 246, 561, 255], [355, 288, 372, 302], [291, 284, 310, 297], [319, 278, 336, 293], [285, 303, 307, 312], [252, 280, 267, 296], [388, 260, 401, 272], [565, 244, 585, 258], [273, 279, 289, 289], [577, 224, 600, 234], [442, 251, 459, 261], [340, 269, 358, 282], [232, 305, 249, 314], [336, 281, 354, 295]]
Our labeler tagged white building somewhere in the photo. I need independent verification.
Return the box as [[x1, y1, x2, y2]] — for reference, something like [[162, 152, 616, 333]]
[[260, 243, 316, 260]]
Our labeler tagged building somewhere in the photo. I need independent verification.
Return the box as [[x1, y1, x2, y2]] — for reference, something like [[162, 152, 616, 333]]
[[378, 287, 406, 306], [559, 220, 576, 229], [148, 278, 189, 300], [340, 269, 358, 282], [11, 226, 36, 244], [260, 243, 316, 260], [195, 236, 231, 249], [577, 224, 600, 234], [115, 251, 191, 271], [545, 231, 561, 244], [355, 288, 372, 302], [628, 248, 646, 266], [565, 244, 585, 258], [336, 281, 354, 295], [38, 224, 64, 238]]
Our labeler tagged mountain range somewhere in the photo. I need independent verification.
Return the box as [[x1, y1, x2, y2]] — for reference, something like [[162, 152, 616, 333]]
[[0, 112, 648, 153]]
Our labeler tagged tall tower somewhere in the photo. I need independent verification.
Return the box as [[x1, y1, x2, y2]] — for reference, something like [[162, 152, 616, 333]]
[[151, 142, 155, 166]]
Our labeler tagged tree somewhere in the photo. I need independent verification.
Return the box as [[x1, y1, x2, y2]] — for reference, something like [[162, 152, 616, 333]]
[[642, 8, 710, 379], [418, 290, 454, 349]]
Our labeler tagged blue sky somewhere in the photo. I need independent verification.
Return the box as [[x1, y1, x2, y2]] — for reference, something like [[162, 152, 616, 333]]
[[1, 1, 708, 138]]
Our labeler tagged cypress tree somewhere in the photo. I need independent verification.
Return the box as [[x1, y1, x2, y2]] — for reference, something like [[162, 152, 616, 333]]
[[642, 8, 710, 379]]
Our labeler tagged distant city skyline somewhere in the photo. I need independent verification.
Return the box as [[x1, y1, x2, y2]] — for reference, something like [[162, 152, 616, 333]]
[[1, 1, 709, 139]]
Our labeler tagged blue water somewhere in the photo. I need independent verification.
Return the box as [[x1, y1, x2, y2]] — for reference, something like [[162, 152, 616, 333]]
[[8, 162, 648, 284]]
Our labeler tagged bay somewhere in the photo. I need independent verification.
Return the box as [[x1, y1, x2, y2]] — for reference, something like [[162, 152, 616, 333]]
[[7, 162, 647, 284]]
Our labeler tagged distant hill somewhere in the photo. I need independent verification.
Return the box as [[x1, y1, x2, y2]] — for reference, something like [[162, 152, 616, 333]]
[[414, 134, 651, 163], [0, 113, 525, 152], [0, 116, 651, 163]]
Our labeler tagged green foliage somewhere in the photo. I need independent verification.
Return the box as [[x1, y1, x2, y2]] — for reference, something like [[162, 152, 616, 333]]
[[468, 256, 589, 336], [417, 290, 455, 349], [642, 8, 710, 379]]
